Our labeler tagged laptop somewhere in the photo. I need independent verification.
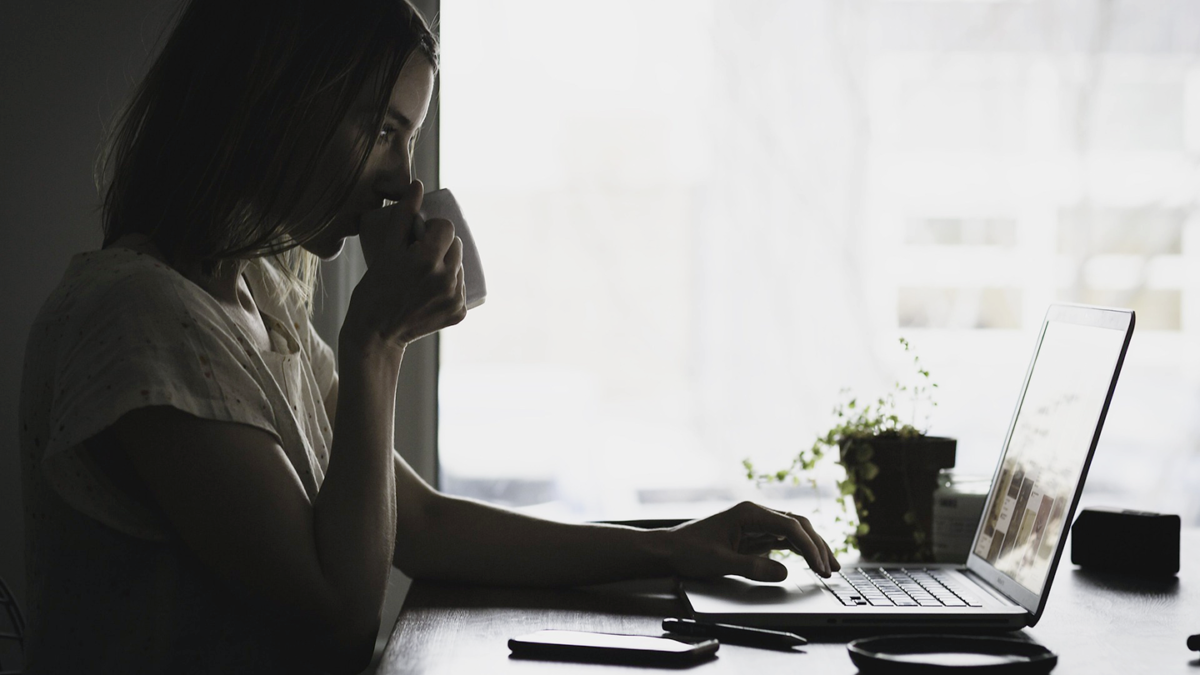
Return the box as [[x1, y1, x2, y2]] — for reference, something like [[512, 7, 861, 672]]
[[681, 304, 1135, 630]]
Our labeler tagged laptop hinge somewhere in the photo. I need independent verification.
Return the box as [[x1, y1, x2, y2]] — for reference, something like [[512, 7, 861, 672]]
[[962, 568, 1022, 608]]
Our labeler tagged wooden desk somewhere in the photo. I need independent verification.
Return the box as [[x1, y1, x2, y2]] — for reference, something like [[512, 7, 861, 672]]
[[380, 531, 1200, 674]]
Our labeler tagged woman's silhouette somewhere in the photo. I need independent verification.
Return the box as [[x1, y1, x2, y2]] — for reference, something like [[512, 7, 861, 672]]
[[19, 1, 837, 672]]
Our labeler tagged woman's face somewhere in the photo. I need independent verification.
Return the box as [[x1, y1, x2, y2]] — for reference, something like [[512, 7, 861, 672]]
[[301, 55, 436, 260]]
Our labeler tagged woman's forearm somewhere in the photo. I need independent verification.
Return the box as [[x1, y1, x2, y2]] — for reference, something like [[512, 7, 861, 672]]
[[393, 486, 841, 588], [311, 338, 403, 643], [399, 492, 674, 586]]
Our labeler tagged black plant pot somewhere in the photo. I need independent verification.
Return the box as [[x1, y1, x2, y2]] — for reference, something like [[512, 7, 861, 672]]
[[840, 435, 957, 562]]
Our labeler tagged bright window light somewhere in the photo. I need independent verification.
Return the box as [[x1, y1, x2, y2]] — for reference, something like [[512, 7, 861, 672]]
[[438, 1, 1200, 528]]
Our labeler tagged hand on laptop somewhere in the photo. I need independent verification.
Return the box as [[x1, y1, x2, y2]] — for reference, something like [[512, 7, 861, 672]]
[[664, 502, 839, 581]]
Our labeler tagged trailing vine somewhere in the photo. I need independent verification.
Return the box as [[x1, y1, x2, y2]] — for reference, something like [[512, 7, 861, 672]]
[[743, 338, 938, 556]]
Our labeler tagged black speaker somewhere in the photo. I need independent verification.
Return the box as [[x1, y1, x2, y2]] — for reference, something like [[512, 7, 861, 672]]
[[1071, 507, 1180, 577]]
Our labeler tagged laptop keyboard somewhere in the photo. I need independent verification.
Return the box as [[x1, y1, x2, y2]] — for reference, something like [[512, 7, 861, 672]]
[[821, 568, 985, 608]]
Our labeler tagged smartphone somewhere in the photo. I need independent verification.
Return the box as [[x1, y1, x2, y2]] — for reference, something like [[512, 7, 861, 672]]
[[361, 188, 487, 309], [508, 630, 718, 666]]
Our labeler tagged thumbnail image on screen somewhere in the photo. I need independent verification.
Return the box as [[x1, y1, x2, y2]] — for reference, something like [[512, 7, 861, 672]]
[[972, 320, 1126, 595]]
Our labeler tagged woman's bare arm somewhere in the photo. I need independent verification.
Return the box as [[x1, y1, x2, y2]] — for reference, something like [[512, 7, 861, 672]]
[[111, 339, 403, 674], [390, 453, 838, 586], [109, 185, 464, 673], [323, 376, 838, 588]]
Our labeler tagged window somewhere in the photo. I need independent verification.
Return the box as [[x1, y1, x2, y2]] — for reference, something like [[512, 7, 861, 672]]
[[437, 1, 1200, 530]]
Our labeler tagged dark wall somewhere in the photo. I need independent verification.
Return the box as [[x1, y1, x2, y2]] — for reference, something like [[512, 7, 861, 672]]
[[0, 0, 184, 607]]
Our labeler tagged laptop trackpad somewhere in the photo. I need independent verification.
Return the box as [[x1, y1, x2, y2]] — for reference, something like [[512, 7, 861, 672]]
[[684, 568, 841, 615]]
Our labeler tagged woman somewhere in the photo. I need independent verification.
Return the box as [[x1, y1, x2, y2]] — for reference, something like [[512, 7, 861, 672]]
[[18, 1, 838, 672]]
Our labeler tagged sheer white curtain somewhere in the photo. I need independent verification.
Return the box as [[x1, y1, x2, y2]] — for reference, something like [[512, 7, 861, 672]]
[[437, 0, 1200, 527]]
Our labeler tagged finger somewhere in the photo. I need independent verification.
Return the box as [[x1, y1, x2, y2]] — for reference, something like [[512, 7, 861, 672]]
[[445, 267, 468, 328], [790, 528, 839, 574], [392, 179, 423, 213], [386, 181, 426, 247], [444, 235, 464, 271], [765, 509, 827, 576], [817, 529, 840, 571], [737, 503, 828, 577], [792, 514, 831, 577], [362, 182, 424, 265], [767, 507, 835, 575], [409, 179, 425, 213], [786, 512, 839, 572], [437, 259, 466, 320], [418, 218, 456, 257], [385, 180, 426, 226]]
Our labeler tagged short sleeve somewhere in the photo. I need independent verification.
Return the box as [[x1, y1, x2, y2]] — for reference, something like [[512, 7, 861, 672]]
[[40, 267, 280, 540]]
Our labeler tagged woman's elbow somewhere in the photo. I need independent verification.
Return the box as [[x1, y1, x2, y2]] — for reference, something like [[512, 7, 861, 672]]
[[311, 614, 381, 675], [285, 591, 382, 674], [392, 543, 435, 580]]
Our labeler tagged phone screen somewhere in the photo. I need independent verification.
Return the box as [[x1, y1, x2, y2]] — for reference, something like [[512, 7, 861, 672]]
[[518, 630, 698, 652], [509, 630, 718, 665]]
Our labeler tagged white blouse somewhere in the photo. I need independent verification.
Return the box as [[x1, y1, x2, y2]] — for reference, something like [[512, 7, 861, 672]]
[[19, 245, 337, 673]]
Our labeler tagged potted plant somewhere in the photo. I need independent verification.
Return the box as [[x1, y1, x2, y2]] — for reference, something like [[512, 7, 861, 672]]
[[745, 338, 954, 561]]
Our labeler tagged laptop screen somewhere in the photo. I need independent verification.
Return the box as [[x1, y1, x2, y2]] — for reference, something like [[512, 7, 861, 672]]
[[970, 318, 1129, 596]]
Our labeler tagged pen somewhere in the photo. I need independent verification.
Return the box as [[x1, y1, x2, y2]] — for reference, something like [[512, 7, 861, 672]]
[[662, 618, 807, 648]]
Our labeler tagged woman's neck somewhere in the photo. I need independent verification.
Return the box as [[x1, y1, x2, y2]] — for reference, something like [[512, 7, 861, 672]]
[[182, 260, 248, 307], [105, 233, 272, 353]]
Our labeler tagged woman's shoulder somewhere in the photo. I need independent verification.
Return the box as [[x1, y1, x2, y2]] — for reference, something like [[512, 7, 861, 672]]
[[26, 246, 250, 376], [42, 246, 208, 324]]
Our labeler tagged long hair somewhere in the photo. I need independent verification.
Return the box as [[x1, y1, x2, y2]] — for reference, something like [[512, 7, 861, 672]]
[[98, 0, 438, 310]]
